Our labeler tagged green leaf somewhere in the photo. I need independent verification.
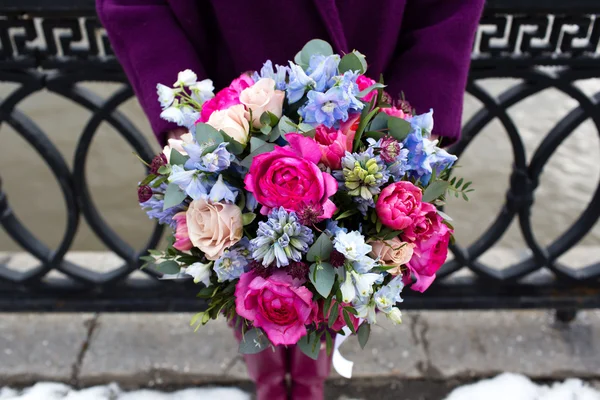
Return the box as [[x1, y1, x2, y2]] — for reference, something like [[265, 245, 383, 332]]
[[463, 181, 472, 190], [300, 39, 334, 65], [220, 131, 245, 155], [339, 51, 367, 74], [242, 212, 256, 226], [250, 137, 268, 152], [387, 116, 412, 141], [325, 330, 333, 356], [376, 219, 382, 233], [353, 100, 378, 152], [157, 165, 171, 175], [190, 312, 203, 327], [151, 175, 168, 188], [456, 178, 464, 188], [170, 149, 189, 166], [323, 296, 333, 319], [356, 83, 386, 98], [382, 230, 403, 240], [260, 111, 272, 126], [335, 209, 358, 220], [369, 111, 390, 132], [297, 332, 321, 360], [364, 131, 385, 140], [422, 180, 450, 203], [328, 305, 339, 328], [357, 323, 371, 349], [195, 123, 224, 155], [240, 142, 277, 169], [309, 262, 335, 298], [294, 50, 306, 68], [140, 174, 157, 186], [307, 233, 334, 262], [278, 115, 297, 134], [343, 309, 356, 334], [163, 182, 187, 210], [239, 328, 271, 354], [437, 209, 453, 221], [260, 125, 272, 135], [157, 260, 180, 274]]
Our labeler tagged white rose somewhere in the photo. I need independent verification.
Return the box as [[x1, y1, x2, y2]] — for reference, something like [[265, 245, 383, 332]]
[[207, 104, 250, 145], [239, 78, 285, 128], [174, 69, 197, 87], [162, 132, 194, 162]]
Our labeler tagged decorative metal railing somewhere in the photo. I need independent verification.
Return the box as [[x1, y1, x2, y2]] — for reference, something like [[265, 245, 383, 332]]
[[1, 0, 599, 315]]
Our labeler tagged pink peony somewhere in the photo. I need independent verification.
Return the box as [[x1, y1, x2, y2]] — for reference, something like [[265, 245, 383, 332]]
[[406, 223, 451, 292], [376, 181, 423, 230], [314, 125, 354, 170], [172, 211, 192, 251], [402, 202, 444, 242], [244, 133, 337, 219], [235, 270, 315, 346], [317, 299, 359, 332], [382, 106, 407, 119], [198, 74, 254, 123], [356, 75, 377, 102]]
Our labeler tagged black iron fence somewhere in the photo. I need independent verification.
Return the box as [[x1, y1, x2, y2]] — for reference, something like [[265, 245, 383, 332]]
[[0, 0, 599, 315]]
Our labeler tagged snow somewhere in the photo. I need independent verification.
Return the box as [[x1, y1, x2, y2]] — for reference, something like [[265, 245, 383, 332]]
[[445, 373, 600, 400], [1, 374, 599, 400]]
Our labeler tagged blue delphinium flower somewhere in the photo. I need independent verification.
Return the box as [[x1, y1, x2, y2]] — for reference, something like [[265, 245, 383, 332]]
[[184, 142, 233, 173], [373, 275, 404, 313], [325, 219, 348, 237], [331, 70, 364, 112], [333, 148, 390, 200], [253, 60, 289, 90], [160, 105, 199, 134], [287, 62, 315, 103], [213, 248, 249, 282], [250, 207, 314, 268], [411, 109, 434, 137], [208, 175, 237, 203], [300, 86, 351, 128], [403, 129, 457, 184], [306, 54, 340, 91], [353, 296, 377, 324], [168, 165, 209, 200], [139, 192, 184, 229]]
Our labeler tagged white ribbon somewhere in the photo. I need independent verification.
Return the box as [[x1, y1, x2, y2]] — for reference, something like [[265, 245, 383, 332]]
[[332, 319, 364, 378]]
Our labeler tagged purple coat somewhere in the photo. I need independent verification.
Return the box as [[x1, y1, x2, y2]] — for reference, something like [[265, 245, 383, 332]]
[[97, 0, 484, 145]]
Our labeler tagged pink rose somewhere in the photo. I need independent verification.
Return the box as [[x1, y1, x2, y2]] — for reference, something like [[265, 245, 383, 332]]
[[406, 223, 451, 292], [186, 198, 243, 260], [198, 74, 254, 123], [376, 181, 423, 230], [402, 202, 443, 242], [369, 237, 415, 276], [382, 106, 407, 119], [240, 78, 285, 128], [314, 125, 354, 170], [235, 270, 315, 346], [207, 104, 250, 144], [356, 75, 377, 102], [244, 133, 338, 219], [172, 212, 192, 251], [317, 299, 359, 332]]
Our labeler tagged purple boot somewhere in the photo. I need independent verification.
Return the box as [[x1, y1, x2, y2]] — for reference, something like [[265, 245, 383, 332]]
[[289, 343, 332, 400]]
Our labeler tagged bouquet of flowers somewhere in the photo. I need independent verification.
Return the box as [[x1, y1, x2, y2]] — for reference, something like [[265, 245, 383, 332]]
[[138, 39, 472, 362]]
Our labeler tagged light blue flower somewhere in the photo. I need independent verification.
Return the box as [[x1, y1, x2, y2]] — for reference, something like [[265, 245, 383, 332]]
[[325, 220, 347, 237], [411, 109, 434, 136], [353, 296, 377, 324], [373, 276, 404, 314], [213, 249, 248, 282], [354, 196, 375, 216], [184, 142, 233, 172], [299, 86, 350, 128], [333, 231, 371, 261], [331, 70, 363, 112], [287, 62, 315, 103], [168, 165, 209, 200], [139, 192, 184, 229], [208, 175, 237, 203], [253, 60, 289, 90], [403, 130, 457, 184], [250, 207, 314, 267], [307, 54, 340, 92], [245, 192, 259, 213], [352, 255, 379, 274]]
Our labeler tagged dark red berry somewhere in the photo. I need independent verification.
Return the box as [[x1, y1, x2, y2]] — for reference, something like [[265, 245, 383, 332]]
[[137, 185, 153, 203]]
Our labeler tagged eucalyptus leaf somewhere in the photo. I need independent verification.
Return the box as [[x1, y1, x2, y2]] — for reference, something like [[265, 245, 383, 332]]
[[240, 142, 277, 169], [239, 328, 271, 355], [364, 131, 385, 140], [357, 323, 371, 349], [387, 116, 412, 142], [267, 125, 282, 142], [195, 123, 224, 155], [163, 182, 187, 210], [368, 111, 390, 132], [309, 262, 335, 298], [278, 115, 297, 134], [437, 209, 453, 221], [250, 137, 268, 152], [297, 332, 321, 360], [307, 233, 334, 262], [220, 131, 245, 155], [260, 111, 272, 126], [300, 39, 334, 65], [422, 180, 450, 203], [157, 260, 181, 275], [260, 125, 272, 135], [339, 52, 366, 74], [169, 149, 189, 166], [356, 83, 386, 98]]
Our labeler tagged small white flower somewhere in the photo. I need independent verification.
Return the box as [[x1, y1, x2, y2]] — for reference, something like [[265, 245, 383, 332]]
[[190, 79, 215, 104], [353, 255, 378, 274], [174, 69, 198, 87], [183, 262, 212, 286], [160, 106, 185, 125], [386, 307, 403, 325], [156, 83, 176, 109], [351, 271, 382, 299], [354, 298, 377, 324], [340, 270, 356, 303], [334, 231, 371, 261]]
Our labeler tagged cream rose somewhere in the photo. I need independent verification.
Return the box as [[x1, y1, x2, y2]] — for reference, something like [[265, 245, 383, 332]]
[[369, 238, 415, 276], [207, 104, 250, 145], [162, 132, 194, 162], [186, 198, 243, 260], [239, 78, 285, 128]]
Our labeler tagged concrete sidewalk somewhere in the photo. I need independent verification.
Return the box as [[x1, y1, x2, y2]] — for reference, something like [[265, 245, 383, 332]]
[[1, 310, 599, 391]]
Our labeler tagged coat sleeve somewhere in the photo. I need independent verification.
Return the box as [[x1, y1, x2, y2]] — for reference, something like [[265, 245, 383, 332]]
[[384, 0, 485, 144], [96, 0, 207, 145]]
